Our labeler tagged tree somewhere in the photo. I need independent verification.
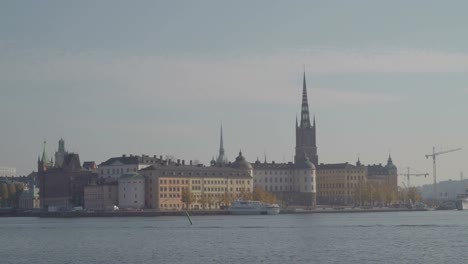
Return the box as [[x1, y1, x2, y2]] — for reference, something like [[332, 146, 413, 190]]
[[198, 192, 209, 209], [406, 187, 421, 203], [181, 187, 193, 210], [252, 186, 277, 204], [0, 183, 8, 207], [221, 191, 234, 207], [238, 187, 253, 201]]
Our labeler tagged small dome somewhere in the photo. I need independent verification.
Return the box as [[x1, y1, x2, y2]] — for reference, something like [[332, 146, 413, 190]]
[[231, 151, 252, 170], [295, 156, 316, 170]]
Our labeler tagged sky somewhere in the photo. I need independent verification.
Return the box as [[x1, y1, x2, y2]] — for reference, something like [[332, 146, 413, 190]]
[[1, 0, 468, 187]]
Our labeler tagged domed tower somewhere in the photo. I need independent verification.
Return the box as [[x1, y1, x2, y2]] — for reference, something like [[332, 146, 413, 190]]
[[295, 72, 318, 166], [230, 151, 253, 175], [385, 155, 397, 175], [385, 155, 398, 190], [294, 154, 317, 207]]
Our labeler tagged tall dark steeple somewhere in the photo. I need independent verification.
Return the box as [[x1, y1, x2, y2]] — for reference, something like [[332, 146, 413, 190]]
[[295, 71, 318, 165], [301, 71, 311, 128], [216, 124, 226, 165]]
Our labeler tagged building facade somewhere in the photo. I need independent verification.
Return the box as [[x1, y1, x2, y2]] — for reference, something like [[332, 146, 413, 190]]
[[84, 183, 118, 210], [98, 154, 162, 182], [140, 152, 253, 210], [118, 173, 145, 209], [367, 156, 398, 190], [316, 161, 367, 205], [316, 156, 398, 206]]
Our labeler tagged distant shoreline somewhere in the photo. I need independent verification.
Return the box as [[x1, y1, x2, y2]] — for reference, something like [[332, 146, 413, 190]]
[[0, 208, 429, 218]]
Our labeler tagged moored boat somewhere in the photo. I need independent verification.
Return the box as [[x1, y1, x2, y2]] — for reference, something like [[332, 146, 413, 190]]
[[456, 190, 468, 210], [228, 200, 280, 215]]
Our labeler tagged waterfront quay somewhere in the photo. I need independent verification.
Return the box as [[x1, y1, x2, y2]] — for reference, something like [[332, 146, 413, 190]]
[[0, 207, 427, 218]]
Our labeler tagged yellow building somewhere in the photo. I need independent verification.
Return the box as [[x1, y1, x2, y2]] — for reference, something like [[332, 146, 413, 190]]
[[140, 152, 253, 210], [316, 161, 367, 205]]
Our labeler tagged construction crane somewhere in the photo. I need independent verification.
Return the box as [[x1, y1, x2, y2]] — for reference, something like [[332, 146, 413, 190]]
[[399, 167, 428, 188], [425, 147, 462, 201]]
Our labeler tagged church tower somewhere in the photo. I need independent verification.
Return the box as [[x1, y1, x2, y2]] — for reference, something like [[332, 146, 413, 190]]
[[55, 138, 67, 168], [216, 124, 227, 166], [38, 141, 53, 172], [295, 72, 318, 165]]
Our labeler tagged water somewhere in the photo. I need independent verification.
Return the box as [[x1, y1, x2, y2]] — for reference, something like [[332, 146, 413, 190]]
[[1, 211, 468, 264]]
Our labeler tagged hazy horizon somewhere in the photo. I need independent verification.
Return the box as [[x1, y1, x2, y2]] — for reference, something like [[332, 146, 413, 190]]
[[1, 1, 468, 187]]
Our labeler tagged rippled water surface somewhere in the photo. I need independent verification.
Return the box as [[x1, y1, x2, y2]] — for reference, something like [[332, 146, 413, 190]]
[[1, 211, 468, 264]]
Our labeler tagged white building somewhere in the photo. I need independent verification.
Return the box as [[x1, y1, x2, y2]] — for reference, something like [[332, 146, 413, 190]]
[[118, 173, 145, 209], [98, 154, 162, 182], [252, 157, 316, 207], [0, 167, 16, 177]]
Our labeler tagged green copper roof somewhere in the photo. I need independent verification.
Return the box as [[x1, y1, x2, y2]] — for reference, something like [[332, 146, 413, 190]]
[[119, 172, 144, 180]]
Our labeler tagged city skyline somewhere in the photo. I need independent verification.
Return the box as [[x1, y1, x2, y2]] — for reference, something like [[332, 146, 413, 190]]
[[1, 1, 468, 187]]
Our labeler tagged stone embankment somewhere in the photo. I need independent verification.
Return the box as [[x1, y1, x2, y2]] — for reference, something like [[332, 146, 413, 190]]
[[0, 207, 429, 218]]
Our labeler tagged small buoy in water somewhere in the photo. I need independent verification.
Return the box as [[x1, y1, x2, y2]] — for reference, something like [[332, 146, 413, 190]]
[[185, 211, 193, 225]]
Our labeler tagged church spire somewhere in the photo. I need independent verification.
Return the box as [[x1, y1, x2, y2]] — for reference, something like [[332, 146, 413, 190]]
[[41, 141, 48, 163], [216, 123, 226, 165], [300, 71, 311, 128]]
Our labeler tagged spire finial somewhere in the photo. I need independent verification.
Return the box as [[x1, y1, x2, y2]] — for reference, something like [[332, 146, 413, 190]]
[[300, 71, 311, 128]]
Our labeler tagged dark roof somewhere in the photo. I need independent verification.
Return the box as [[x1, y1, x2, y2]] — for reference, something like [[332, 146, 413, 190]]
[[230, 152, 252, 170], [82, 161, 96, 169], [99, 155, 161, 166], [63, 153, 81, 171], [252, 162, 295, 170], [317, 163, 357, 170], [139, 165, 252, 178]]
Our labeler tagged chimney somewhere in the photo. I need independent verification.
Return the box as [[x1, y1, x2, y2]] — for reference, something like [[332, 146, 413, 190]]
[[190, 160, 193, 166], [160, 155, 163, 160], [122, 154, 126, 157], [177, 159, 180, 165], [182, 160, 185, 165]]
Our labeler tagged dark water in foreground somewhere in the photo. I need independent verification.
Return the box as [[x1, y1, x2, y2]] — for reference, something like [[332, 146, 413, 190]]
[[1, 211, 468, 264]]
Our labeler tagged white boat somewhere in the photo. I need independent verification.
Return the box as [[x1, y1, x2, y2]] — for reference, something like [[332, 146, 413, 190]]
[[456, 190, 468, 210], [228, 200, 280, 215]]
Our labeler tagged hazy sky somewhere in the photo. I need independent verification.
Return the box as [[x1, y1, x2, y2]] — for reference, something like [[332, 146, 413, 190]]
[[1, 1, 468, 187]]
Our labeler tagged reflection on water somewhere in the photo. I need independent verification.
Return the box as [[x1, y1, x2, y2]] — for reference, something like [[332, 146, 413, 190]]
[[1, 211, 467, 264]]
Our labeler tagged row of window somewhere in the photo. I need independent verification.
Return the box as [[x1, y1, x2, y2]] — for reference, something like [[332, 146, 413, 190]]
[[320, 170, 364, 174], [153, 171, 247, 177], [254, 170, 310, 176], [160, 186, 183, 192], [156, 179, 250, 185], [255, 177, 313, 184], [158, 179, 189, 185], [101, 167, 137, 175], [259, 185, 314, 192], [160, 193, 180, 198]]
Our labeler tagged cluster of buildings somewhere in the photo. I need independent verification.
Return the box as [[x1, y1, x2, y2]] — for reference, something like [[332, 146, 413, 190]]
[[27, 73, 397, 211]]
